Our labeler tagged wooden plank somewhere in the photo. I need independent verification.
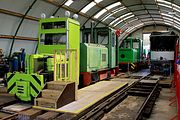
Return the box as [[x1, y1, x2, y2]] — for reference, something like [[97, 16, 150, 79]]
[[36, 98, 56, 108], [55, 113, 74, 120], [111, 77, 139, 85], [17, 108, 43, 120], [2, 103, 32, 112], [140, 80, 158, 84], [54, 50, 57, 81], [47, 81, 65, 90], [56, 81, 128, 114], [75, 49, 78, 100], [59, 51, 62, 81], [69, 51, 72, 81], [64, 51, 67, 81], [36, 111, 60, 120], [1, 113, 18, 120], [0, 94, 17, 107], [150, 75, 164, 80], [0, 112, 11, 119], [34, 81, 127, 115], [0, 87, 7, 93]]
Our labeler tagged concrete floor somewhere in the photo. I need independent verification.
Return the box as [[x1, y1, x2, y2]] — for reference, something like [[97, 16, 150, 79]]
[[147, 88, 177, 120], [102, 88, 178, 120]]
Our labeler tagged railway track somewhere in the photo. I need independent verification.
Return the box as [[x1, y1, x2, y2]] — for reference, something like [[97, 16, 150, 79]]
[[0, 70, 162, 120], [128, 80, 161, 120], [102, 71, 161, 120]]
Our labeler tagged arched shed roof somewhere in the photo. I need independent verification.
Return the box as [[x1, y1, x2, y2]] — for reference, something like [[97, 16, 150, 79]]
[[0, 0, 179, 54]]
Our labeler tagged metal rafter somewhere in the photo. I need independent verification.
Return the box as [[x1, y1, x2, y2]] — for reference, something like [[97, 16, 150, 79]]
[[114, 0, 144, 28], [92, 2, 162, 28], [75, 1, 93, 14], [0, 34, 37, 41], [0, 8, 39, 21], [170, 0, 175, 27], [154, 0, 164, 23], [52, 0, 67, 16], [139, 0, 156, 26]]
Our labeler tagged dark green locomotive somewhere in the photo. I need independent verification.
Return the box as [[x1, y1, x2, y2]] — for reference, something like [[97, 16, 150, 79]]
[[119, 37, 143, 71]]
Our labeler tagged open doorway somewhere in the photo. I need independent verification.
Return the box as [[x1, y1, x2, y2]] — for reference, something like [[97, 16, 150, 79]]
[[143, 33, 151, 58]]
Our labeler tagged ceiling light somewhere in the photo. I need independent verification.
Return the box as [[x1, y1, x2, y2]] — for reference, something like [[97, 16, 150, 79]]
[[102, 7, 126, 21], [64, 0, 73, 6], [158, 3, 172, 9], [123, 15, 134, 21], [94, 0, 103, 3], [94, 9, 107, 18], [106, 2, 121, 10], [81, 2, 96, 13], [157, 0, 171, 5], [113, 20, 123, 27]]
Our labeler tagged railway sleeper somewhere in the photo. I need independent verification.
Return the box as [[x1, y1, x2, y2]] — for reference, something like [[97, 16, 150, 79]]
[[136, 82, 157, 86], [130, 88, 153, 92], [134, 85, 155, 89]]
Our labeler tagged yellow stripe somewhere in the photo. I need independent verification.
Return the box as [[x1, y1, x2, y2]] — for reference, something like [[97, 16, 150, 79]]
[[131, 66, 135, 69], [131, 63, 135, 67]]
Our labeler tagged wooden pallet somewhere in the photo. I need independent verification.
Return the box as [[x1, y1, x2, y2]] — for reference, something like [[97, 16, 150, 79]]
[[0, 94, 17, 108]]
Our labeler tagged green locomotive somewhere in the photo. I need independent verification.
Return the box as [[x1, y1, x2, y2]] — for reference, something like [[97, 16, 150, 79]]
[[7, 17, 80, 101], [119, 37, 143, 71], [80, 27, 119, 86]]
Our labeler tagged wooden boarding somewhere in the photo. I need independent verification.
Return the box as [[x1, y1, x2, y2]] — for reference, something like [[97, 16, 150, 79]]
[[0, 87, 7, 93], [0, 112, 12, 119], [0, 94, 17, 108], [112, 77, 139, 86], [0, 112, 17, 120], [131, 69, 150, 77], [17, 108, 43, 120], [149, 75, 164, 80], [2, 103, 32, 112], [34, 81, 128, 115], [140, 80, 158, 84], [36, 111, 60, 120]]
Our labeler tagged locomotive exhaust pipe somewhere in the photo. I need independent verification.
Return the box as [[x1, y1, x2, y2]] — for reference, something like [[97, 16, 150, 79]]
[[90, 21, 95, 44]]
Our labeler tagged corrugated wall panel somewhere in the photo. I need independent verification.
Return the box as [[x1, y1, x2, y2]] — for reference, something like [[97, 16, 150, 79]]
[[16, 19, 38, 38], [0, 0, 34, 13], [12, 40, 37, 54]]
